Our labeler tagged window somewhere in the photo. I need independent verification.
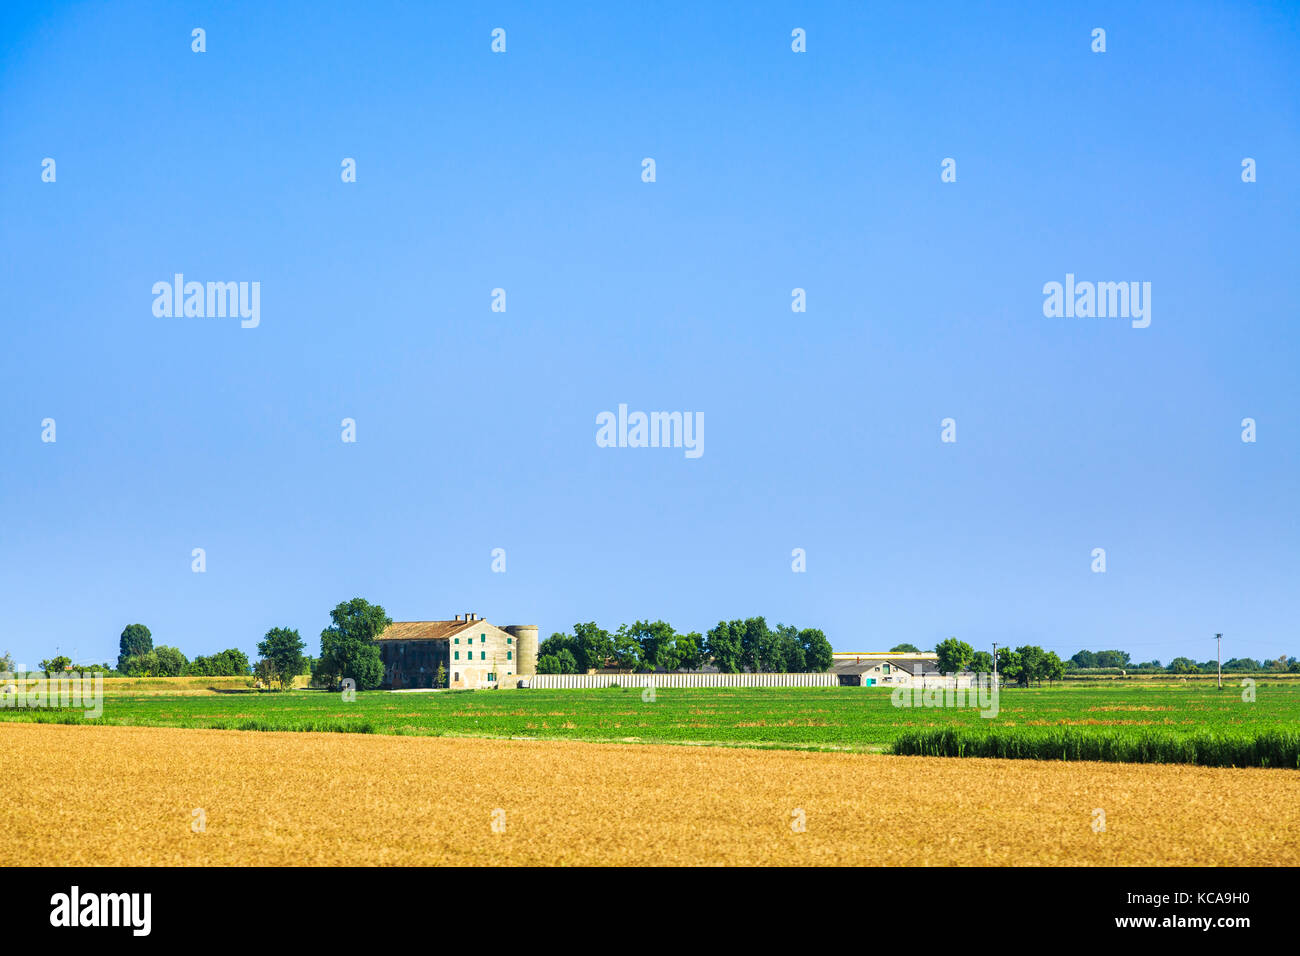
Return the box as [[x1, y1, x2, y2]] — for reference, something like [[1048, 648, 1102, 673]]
[[507, 637, 512, 644], [453, 672, 459, 682], [480, 634, 486, 642], [507, 651, 512, 661], [480, 651, 486, 660], [454, 638, 459, 644], [487, 673, 496, 682], [454, 651, 459, 660], [883, 664, 890, 674]]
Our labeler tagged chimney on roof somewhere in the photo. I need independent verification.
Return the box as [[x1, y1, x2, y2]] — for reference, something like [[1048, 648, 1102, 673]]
[[455, 614, 462, 621]]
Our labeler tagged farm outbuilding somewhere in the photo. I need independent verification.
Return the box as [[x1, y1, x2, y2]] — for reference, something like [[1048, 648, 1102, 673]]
[[831, 654, 948, 687], [376, 613, 537, 690]]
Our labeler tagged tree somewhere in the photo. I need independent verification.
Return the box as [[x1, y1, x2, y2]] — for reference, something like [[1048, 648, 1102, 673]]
[[40, 655, 72, 675], [117, 624, 153, 672], [1095, 650, 1131, 668], [1069, 650, 1098, 669], [152, 646, 188, 677], [970, 650, 994, 674], [187, 648, 251, 676], [569, 622, 614, 671], [705, 621, 743, 673], [773, 625, 806, 672], [317, 598, 390, 690], [626, 620, 675, 671], [889, 643, 921, 654], [1042, 651, 1066, 684], [555, 648, 579, 674], [120, 651, 160, 677], [1014, 645, 1048, 686], [996, 648, 1023, 686], [0, 650, 14, 674], [676, 632, 704, 670], [435, 663, 447, 688], [610, 626, 642, 671], [655, 638, 683, 672], [934, 638, 974, 677], [257, 627, 305, 690], [536, 654, 562, 675], [1168, 657, 1197, 675], [800, 628, 834, 672], [738, 617, 782, 672]]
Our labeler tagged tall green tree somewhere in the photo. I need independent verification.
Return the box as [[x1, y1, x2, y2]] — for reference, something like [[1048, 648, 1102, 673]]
[[773, 624, 807, 672], [610, 625, 642, 671], [117, 624, 153, 672], [970, 650, 994, 674], [995, 647, 1023, 686], [572, 622, 614, 671], [935, 637, 975, 677], [317, 598, 390, 690], [675, 632, 704, 670], [626, 620, 676, 671], [738, 617, 782, 672], [257, 627, 306, 690], [1014, 645, 1047, 686], [705, 621, 743, 673], [889, 643, 921, 654], [152, 645, 188, 677], [800, 628, 834, 672]]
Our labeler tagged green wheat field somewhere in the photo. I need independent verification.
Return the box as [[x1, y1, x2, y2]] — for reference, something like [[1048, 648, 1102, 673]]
[[3, 680, 1298, 766]]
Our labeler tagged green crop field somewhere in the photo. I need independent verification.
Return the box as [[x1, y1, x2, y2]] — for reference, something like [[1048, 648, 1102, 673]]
[[3, 680, 1299, 765]]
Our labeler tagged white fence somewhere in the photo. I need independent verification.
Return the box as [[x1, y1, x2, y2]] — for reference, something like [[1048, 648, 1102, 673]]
[[525, 672, 839, 689]]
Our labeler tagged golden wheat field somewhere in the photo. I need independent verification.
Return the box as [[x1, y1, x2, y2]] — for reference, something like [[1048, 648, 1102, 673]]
[[4, 722, 1298, 866]]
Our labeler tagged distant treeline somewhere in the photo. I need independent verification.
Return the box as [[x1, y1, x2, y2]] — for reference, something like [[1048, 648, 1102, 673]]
[[1066, 649, 1299, 675], [12, 599, 397, 693], [537, 619, 835, 675]]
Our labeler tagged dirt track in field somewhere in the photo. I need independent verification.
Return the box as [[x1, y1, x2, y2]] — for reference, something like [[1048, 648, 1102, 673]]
[[4, 722, 1298, 866]]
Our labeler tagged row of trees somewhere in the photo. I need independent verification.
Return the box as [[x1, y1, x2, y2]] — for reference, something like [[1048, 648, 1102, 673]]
[[250, 598, 394, 691], [536, 618, 834, 675], [16, 598, 397, 690], [932, 638, 1067, 687], [112, 624, 249, 678], [1068, 648, 1300, 674]]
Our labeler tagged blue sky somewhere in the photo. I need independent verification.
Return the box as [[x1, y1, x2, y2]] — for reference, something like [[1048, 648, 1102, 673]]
[[2, 1, 1297, 668]]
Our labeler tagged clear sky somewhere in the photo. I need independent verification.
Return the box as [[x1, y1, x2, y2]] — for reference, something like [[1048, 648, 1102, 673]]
[[2, 1, 1297, 669]]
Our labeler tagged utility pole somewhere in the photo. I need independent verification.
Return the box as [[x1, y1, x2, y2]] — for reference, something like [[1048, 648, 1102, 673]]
[[1216, 633, 1222, 691], [992, 642, 998, 688]]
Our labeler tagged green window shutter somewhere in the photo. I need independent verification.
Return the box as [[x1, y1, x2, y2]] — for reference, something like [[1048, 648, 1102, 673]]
[[480, 651, 486, 660], [507, 651, 512, 660], [480, 634, 485, 642], [454, 651, 459, 660], [507, 637, 512, 644]]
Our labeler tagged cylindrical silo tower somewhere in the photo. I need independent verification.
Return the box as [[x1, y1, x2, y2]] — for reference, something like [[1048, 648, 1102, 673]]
[[503, 625, 538, 675]]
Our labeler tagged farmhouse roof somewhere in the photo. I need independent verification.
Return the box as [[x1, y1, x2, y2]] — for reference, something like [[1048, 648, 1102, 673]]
[[376, 620, 479, 642]]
